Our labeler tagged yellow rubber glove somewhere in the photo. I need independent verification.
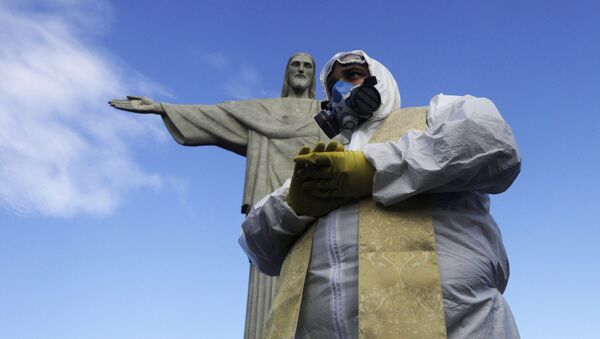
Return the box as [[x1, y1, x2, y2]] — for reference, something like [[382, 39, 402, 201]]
[[287, 142, 350, 217], [294, 148, 375, 199]]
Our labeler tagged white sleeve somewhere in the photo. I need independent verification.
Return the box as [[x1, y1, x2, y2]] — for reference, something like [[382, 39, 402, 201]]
[[362, 94, 521, 206], [238, 179, 316, 276]]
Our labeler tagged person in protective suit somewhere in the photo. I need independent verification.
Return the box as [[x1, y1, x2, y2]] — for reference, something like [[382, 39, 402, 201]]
[[239, 50, 521, 339]]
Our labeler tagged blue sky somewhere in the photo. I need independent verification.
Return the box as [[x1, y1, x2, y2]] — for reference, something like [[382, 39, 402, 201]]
[[0, 0, 599, 338]]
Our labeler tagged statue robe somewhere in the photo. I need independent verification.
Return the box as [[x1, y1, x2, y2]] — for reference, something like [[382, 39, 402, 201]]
[[161, 97, 338, 338]]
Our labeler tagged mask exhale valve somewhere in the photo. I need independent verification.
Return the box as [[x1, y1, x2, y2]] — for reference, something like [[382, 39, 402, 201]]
[[314, 76, 381, 139]]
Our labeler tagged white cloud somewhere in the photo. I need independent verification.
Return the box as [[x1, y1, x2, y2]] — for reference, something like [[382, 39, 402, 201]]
[[0, 2, 167, 217]]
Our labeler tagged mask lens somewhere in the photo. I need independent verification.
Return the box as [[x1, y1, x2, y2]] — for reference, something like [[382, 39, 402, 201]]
[[336, 53, 366, 65]]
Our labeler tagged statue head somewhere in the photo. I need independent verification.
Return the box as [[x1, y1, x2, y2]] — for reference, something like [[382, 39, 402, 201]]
[[281, 53, 316, 99]]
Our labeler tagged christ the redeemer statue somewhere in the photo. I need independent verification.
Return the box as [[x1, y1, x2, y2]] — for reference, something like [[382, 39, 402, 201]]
[[109, 53, 334, 338]]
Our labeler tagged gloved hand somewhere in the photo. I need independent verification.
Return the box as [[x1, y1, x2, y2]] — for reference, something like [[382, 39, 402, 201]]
[[294, 147, 375, 199], [287, 142, 350, 217]]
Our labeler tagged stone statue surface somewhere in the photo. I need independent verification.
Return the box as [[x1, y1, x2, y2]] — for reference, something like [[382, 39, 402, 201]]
[[109, 53, 332, 338]]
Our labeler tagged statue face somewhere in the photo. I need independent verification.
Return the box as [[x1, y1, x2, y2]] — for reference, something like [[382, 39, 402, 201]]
[[287, 54, 314, 91]]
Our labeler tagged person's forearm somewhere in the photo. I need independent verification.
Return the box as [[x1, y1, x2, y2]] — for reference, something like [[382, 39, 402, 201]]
[[363, 95, 521, 206], [241, 180, 315, 275]]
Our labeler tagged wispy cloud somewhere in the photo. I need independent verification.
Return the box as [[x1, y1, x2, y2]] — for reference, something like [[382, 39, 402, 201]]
[[221, 66, 279, 100], [0, 2, 167, 217], [195, 50, 278, 100], [199, 51, 230, 70]]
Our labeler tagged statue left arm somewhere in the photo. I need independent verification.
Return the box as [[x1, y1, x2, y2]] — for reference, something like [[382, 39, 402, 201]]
[[362, 94, 521, 206]]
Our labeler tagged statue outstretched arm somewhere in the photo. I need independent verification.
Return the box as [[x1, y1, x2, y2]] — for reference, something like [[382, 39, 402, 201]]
[[108, 95, 251, 155], [108, 96, 165, 114], [108, 96, 313, 157], [159, 101, 254, 155]]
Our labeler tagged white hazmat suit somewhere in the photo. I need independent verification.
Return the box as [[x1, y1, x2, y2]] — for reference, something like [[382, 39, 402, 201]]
[[239, 50, 521, 338]]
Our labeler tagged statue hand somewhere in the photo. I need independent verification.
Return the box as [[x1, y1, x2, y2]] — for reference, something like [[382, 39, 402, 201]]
[[108, 96, 164, 114]]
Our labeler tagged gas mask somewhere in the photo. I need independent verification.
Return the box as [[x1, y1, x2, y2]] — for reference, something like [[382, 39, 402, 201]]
[[314, 76, 381, 139]]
